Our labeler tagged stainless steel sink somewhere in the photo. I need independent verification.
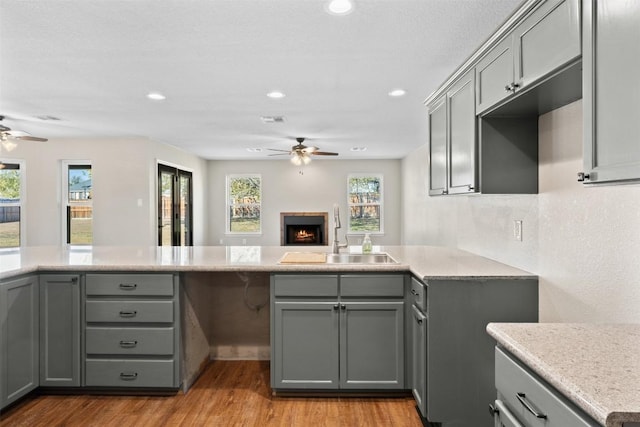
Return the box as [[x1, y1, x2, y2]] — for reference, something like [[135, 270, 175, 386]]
[[325, 253, 398, 264]]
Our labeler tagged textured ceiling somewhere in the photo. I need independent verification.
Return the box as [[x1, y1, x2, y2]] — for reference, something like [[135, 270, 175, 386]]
[[0, 0, 522, 160]]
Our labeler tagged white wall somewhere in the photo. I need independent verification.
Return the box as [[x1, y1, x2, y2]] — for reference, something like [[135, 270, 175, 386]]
[[402, 100, 640, 323], [208, 159, 402, 246], [3, 137, 208, 246]]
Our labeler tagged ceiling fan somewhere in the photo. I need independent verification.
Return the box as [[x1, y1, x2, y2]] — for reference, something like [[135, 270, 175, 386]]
[[268, 137, 338, 165], [0, 115, 48, 150]]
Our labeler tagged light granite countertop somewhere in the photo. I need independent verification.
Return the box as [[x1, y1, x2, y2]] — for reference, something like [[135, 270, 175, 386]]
[[0, 245, 535, 281], [487, 323, 640, 427]]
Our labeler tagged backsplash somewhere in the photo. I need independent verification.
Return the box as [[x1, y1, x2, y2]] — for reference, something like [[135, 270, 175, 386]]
[[402, 100, 640, 323]]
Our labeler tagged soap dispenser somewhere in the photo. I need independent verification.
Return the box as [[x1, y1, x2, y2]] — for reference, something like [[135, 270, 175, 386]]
[[362, 233, 372, 254]]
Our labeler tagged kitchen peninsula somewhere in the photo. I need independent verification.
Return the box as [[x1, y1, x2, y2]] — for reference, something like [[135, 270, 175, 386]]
[[1, 244, 537, 426]]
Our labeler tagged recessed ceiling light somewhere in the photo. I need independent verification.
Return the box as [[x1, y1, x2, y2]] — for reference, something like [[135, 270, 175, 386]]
[[246, 148, 263, 153], [147, 92, 166, 101], [266, 91, 286, 99], [350, 146, 367, 152], [388, 89, 406, 97], [326, 0, 354, 15]]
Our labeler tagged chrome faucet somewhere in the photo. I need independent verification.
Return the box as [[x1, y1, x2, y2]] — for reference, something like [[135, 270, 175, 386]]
[[332, 204, 348, 254]]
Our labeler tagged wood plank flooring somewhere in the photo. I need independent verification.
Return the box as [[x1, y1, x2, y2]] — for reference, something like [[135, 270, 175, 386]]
[[0, 361, 424, 426]]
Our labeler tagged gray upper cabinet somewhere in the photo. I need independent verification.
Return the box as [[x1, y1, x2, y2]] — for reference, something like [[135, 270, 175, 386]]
[[476, 36, 514, 113], [582, 0, 640, 184], [428, 70, 477, 196], [0, 276, 39, 409], [39, 274, 81, 387], [476, 0, 580, 115], [428, 96, 447, 195]]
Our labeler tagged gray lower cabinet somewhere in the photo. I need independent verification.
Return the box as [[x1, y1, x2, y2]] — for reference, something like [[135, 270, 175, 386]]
[[415, 277, 539, 427], [0, 276, 39, 409], [84, 273, 180, 389], [39, 274, 81, 387], [582, 0, 640, 184], [271, 274, 405, 391], [493, 347, 599, 426]]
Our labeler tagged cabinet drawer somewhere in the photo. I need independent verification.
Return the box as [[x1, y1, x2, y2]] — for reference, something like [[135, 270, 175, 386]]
[[85, 359, 176, 388], [273, 275, 338, 297], [410, 278, 426, 312], [86, 327, 174, 355], [340, 275, 404, 297], [495, 347, 599, 427], [86, 301, 174, 323], [86, 274, 174, 296]]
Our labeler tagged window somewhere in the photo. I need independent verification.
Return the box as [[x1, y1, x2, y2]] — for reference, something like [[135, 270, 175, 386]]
[[348, 174, 383, 234], [158, 164, 193, 246], [63, 161, 92, 245], [0, 162, 24, 248], [227, 174, 261, 234]]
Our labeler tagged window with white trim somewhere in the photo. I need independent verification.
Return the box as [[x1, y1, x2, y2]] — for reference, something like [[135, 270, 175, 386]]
[[62, 161, 93, 245], [0, 161, 24, 248], [347, 174, 383, 234], [226, 174, 261, 234]]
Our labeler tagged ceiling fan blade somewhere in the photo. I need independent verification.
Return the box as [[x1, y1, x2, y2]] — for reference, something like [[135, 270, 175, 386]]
[[312, 151, 339, 156], [268, 153, 289, 156], [0, 125, 11, 132], [302, 146, 319, 154], [15, 135, 48, 142], [267, 148, 291, 153]]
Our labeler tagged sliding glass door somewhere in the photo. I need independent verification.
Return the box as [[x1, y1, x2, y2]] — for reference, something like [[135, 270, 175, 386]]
[[158, 164, 192, 246]]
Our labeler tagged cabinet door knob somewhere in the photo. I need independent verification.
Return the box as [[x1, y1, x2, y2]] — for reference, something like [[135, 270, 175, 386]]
[[468, 185, 475, 191], [340, 304, 346, 310], [333, 304, 339, 310], [505, 84, 513, 92], [488, 403, 499, 416], [577, 172, 590, 182]]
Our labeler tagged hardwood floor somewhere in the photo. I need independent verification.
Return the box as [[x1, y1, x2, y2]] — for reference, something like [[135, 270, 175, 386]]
[[0, 361, 424, 426]]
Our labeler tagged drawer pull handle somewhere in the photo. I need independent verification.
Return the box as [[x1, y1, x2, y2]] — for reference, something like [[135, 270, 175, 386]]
[[120, 372, 138, 381], [411, 289, 418, 296], [119, 283, 138, 290], [119, 310, 137, 318], [119, 340, 138, 348], [516, 392, 547, 419]]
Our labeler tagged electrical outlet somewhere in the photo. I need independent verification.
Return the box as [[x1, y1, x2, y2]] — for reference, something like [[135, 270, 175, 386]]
[[514, 220, 523, 241]]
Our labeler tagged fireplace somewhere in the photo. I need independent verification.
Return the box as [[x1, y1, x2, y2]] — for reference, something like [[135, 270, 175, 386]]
[[281, 212, 328, 246]]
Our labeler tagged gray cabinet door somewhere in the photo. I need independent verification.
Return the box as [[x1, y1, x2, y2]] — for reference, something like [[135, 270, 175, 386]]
[[411, 305, 427, 417], [272, 301, 339, 389], [583, 0, 640, 184], [428, 96, 448, 196], [476, 36, 514, 114], [340, 301, 404, 389], [0, 276, 39, 408], [39, 274, 81, 387], [447, 70, 477, 194], [513, 0, 580, 89]]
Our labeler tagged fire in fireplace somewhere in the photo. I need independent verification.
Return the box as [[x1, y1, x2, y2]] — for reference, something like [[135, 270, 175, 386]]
[[281, 212, 328, 246]]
